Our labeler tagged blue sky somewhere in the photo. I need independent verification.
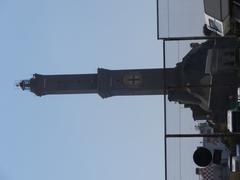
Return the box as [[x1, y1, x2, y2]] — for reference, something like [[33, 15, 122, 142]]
[[0, 0, 167, 180], [0, 0, 207, 179]]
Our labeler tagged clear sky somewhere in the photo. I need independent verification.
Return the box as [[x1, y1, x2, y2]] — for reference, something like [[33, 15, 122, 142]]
[[0, 0, 204, 180]]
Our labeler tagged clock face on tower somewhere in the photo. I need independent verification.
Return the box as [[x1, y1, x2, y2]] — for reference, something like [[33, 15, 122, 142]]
[[122, 72, 143, 88]]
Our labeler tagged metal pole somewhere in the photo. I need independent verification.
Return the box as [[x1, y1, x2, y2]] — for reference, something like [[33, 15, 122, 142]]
[[158, 36, 237, 41], [156, 0, 159, 40], [166, 133, 240, 138], [163, 40, 168, 180]]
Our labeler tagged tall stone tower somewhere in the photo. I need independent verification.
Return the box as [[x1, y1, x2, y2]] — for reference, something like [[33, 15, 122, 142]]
[[18, 39, 240, 125], [18, 68, 178, 98]]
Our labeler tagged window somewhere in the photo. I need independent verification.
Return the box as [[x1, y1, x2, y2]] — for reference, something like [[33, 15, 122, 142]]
[[123, 72, 142, 88], [209, 19, 222, 33]]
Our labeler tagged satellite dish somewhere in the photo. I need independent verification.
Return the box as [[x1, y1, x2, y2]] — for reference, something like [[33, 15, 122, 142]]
[[193, 147, 212, 167]]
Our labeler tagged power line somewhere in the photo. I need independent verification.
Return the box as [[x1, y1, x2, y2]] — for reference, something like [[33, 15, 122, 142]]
[[167, 0, 170, 37], [166, 133, 240, 138], [177, 41, 183, 180]]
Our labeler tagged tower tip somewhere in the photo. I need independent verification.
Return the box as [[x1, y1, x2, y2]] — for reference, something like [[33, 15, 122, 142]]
[[16, 80, 31, 91]]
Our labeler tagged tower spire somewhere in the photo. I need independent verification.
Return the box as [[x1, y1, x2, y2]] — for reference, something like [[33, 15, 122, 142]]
[[18, 39, 240, 124], [18, 68, 177, 98]]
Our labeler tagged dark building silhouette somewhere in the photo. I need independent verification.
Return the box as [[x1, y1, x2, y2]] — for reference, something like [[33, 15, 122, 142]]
[[19, 68, 177, 98], [18, 38, 240, 125]]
